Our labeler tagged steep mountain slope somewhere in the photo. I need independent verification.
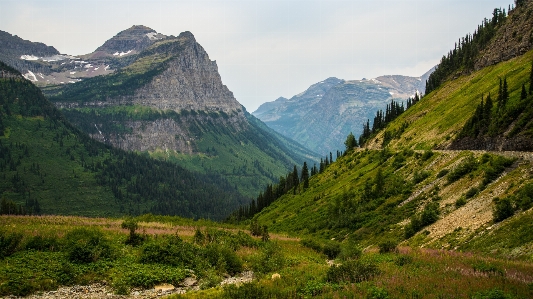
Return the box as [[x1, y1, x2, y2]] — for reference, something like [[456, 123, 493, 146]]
[[251, 3, 533, 259], [253, 73, 430, 155], [0, 61, 248, 219], [48, 30, 318, 197]]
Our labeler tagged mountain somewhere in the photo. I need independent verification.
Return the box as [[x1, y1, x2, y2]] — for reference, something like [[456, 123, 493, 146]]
[[46, 29, 318, 197], [245, 1, 533, 259], [0, 26, 170, 88], [0, 61, 249, 219], [253, 72, 431, 155]]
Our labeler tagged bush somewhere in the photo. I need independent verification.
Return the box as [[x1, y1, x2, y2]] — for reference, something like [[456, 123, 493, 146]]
[[447, 156, 478, 184], [139, 235, 199, 269], [378, 240, 398, 254], [493, 197, 515, 222], [472, 288, 513, 299], [437, 169, 449, 178], [64, 228, 113, 263], [0, 231, 23, 259], [394, 255, 413, 266], [465, 187, 478, 199], [412, 170, 430, 184], [301, 238, 322, 253], [455, 197, 467, 208], [366, 286, 390, 299], [252, 242, 284, 273], [204, 244, 243, 275], [111, 262, 187, 294], [339, 242, 362, 261], [326, 260, 380, 283], [25, 235, 60, 252], [322, 241, 341, 259]]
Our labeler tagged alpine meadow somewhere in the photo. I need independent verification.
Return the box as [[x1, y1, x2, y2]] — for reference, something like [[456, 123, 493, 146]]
[[2, 1, 533, 299]]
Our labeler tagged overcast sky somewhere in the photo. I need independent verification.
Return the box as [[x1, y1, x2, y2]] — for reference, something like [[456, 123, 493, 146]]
[[1, 0, 513, 111]]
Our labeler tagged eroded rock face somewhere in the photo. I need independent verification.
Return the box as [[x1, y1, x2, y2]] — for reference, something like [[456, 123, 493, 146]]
[[474, 2, 533, 70], [129, 38, 243, 115]]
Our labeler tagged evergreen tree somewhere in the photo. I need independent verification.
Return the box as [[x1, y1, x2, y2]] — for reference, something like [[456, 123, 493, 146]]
[[301, 162, 309, 190], [521, 83, 528, 100], [502, 77, 509, 107], [292, 165, 299, 194], [344, 132, 357, 151], [530, 60, 533, 95]]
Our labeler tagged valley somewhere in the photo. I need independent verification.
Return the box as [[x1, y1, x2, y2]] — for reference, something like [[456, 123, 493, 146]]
[[2, 0, 533, 298]]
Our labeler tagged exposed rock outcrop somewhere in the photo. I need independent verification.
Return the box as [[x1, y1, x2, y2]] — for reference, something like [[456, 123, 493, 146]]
[[474, 1, 533, 70]]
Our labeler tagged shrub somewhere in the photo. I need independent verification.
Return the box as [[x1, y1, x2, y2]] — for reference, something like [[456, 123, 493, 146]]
[[366, 286, 390, 299], [322, 241, 341, 259], [203, 244, 243, 275], [63, 228, 113, 263], [139, 235, 199, 269], [394, 255, 413, 266], [25, 235, 60, 252], [121, 218, 144, 246], [447, 156, 478, 184], [455, 197, 467, 208], [301, 238, 322, 253], [252, 242, 284, 273], [437, 169, 449, 178], [412, 170, 430, 184], [0, 231, 23, 259], [492, 197, 515, 222], [326, 260, 380, 283], [465, 187, 478, 199], [339, 242, 362, 261], [378, 240, 398, 254], [472, 288, 513, 299]]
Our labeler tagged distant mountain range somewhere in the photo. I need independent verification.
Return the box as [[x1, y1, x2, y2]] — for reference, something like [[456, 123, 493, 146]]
[[253, 69, 433, 155]]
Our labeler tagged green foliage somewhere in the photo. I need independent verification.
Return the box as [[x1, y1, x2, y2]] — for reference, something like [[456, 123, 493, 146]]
[[339, 242, 362, 261], [326, 260, 380, 283], [472, 261, 505, 276], [447, 155, 478, 184], [366, 286, 390, 299], [64, 228, 114, 264], [378, 240, 398, 254], [405, 202, 440, 239], [251, 242, 285, 273], [472, 288, 514, 299], [139, 235, 198, 268], [322, 241, 341, 259], [425, 8, 506, 94], [344, 132, 358, 152], [492, 197, 515, 222], [24, 235, 60, 252], [300, 238, 323, 253], [437, 169, 449, 178], [0, 230, 22, 259], [121, 217, 144, 246], [111, 261, 187, 293], [412, 170, 430, 184]]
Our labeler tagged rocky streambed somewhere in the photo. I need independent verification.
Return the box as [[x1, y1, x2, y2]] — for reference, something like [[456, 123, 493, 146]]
[[2, 272, 254, 299]]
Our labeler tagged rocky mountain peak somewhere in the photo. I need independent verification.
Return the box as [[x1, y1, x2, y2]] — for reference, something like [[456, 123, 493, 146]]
[[95, 25, 166, 55]]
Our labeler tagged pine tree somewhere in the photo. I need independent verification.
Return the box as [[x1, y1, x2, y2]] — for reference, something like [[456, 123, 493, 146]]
[[344, 132, 357, 151], [292, 165, 299, 194], [521, 84, 528, 100], [301, 162, 309, 190], [530, 60, 533, 95]]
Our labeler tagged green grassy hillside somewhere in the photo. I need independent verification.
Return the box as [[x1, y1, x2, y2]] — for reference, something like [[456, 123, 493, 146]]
[[251, 50, 533, 260], [370, 49, 533, 150]]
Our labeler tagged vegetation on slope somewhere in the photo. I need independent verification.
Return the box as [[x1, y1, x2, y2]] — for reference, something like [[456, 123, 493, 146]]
[[1, 215, 533, 299], [0, 61, 248, 219]]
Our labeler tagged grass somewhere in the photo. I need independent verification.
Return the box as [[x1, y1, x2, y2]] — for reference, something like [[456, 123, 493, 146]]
[[377, 49, 533, 150]]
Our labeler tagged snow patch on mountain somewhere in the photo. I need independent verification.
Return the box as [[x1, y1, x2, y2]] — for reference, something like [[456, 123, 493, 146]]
[[23, 70, 38, 81]]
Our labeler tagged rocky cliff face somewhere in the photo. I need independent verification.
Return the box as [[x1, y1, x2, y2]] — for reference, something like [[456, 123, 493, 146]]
[[129, 33, 244, 115], [253, 73, 431, 155], [474, 1, 533, 70]]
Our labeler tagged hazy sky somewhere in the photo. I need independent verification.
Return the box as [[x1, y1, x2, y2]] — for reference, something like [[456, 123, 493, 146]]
[[1, 0, 513, 111]]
